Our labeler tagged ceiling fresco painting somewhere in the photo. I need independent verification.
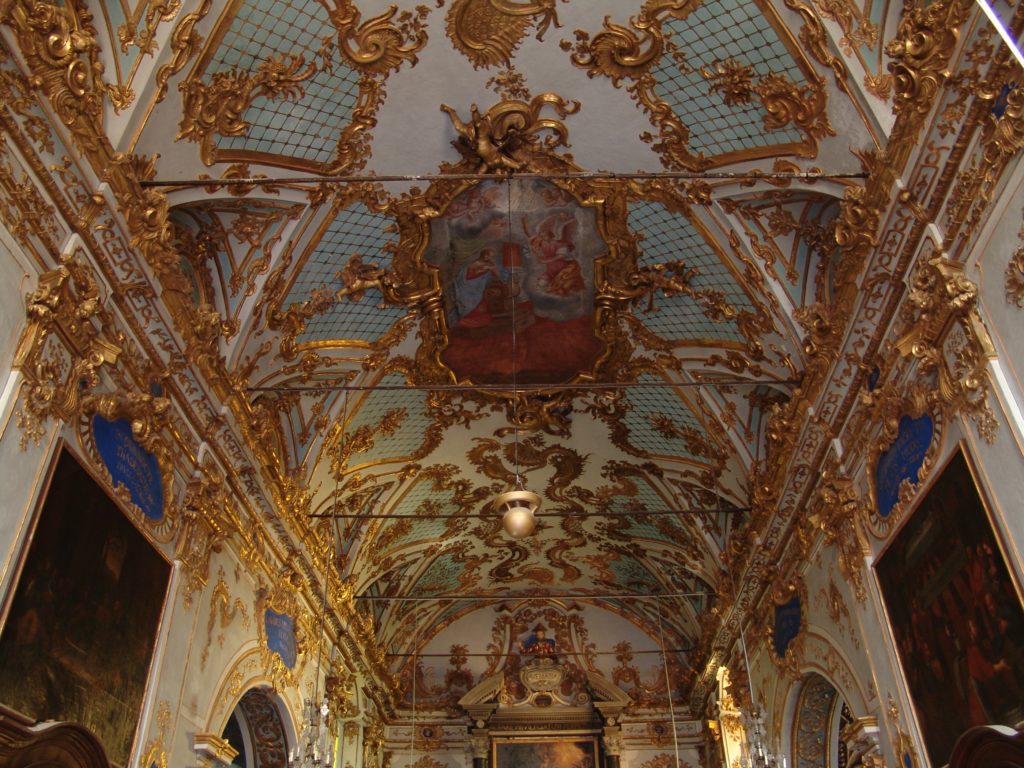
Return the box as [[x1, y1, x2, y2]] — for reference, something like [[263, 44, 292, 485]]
[[32, 0, 911, 717]]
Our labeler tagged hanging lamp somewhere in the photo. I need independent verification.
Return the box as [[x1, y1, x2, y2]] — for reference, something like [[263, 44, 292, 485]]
[[493, 176, 540, 538]]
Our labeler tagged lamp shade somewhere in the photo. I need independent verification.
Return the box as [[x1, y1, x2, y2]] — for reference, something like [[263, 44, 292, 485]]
[[494, 489, 541, 538]]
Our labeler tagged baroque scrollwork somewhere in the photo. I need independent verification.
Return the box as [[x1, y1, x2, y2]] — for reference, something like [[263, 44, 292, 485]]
[[0, 0, 106, 157], [440, 93, 580, 174], [1006, 212, 1024, 307], [894, 253, 997, 442], [885, 0, 973, 120], [177, 53, 317, 166], [563, 2, 832, 169], [13, 258, 167, 461], [446, 0, 565, 69], [809, 471, 869, 602]]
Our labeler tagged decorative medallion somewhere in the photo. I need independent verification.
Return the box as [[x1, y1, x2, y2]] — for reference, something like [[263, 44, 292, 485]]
[[873, 413, 933, 521], [92, 415, 165, 521]]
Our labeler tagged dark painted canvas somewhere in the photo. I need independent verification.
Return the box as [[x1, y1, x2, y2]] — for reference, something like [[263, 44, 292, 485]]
[[876, 449, 1024, 765], [0, 450, 171, 766], [494, 738, 598, 768]]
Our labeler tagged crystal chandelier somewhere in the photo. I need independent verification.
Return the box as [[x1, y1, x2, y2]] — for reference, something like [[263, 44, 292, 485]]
[[738, 625, 785, 768], [291, 396, 343, 768], [290, 696, 333, 768], [742, 706, 785, 768]]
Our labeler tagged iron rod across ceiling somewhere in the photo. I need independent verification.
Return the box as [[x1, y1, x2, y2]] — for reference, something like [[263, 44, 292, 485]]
[[353, 591, 710, 601], [309, 506, 748, 519], [385, 648, 691, 657], [249, 379, 798, 393], [141, 170, 867, 188]]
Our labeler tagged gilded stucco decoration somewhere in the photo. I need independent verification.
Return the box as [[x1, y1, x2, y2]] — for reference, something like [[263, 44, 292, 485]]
[[0, 0, 107, 158], [177, 1, 430, 172], [807, 470, 868, 603], [886, 0, 973, 121], [862, 378, 939, 536], [202, 569, 251, 670], [254, 573, 312, 690], [893, 254, 997, 441], [14, 258, 177, 537], [139, 700, 172, 768], [176, 470, 244, 607], [446, 0, 566, 69], [1008, 210, 1024, 307], [563, 1, 834, 170], [763, 570, 807, 680]]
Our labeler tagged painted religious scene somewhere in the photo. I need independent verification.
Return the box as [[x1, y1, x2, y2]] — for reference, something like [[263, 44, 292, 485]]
[[425, 179, 606, 385], [876, 449, 1024, 765]]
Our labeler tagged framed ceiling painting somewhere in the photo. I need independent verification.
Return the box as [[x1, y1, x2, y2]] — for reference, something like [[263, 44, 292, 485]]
[[0, 447, 172, 767], [493, 736, 599, 768], [875, 446, 1024, 767]]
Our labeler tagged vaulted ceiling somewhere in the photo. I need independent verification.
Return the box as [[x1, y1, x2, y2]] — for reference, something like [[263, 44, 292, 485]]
[[93, 0, 893, 710]]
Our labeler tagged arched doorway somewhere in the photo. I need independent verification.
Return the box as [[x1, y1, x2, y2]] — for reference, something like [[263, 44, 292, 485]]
[[793, 673, 852, 768], [221, 688, 291, 768]]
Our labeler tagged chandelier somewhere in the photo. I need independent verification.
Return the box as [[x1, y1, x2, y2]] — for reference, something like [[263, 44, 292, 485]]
[[742, 706, 785, 768], [290, 696, 333, 768], [738, 624, 785, 768], [291, 396, 346, 768]]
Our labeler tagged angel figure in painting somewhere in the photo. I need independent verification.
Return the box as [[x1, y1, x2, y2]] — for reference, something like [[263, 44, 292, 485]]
[[525, 211, 584, 296]]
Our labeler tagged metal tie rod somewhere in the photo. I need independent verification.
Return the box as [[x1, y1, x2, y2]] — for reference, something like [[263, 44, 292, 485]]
[[140, 170, 868, 188], [309, 506, 749, 519], [353, 591, 710, 601], [385, 648, 691, 657], [249, 379, 798, 393]]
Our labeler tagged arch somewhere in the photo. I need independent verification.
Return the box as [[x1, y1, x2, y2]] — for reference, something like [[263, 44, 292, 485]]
[[220, 687, 291, 768], [791, 673, 849, 768]]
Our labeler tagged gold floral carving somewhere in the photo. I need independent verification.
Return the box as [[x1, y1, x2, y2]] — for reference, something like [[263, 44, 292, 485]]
[[139, 700, 171, 768], [0, 0, 106, 157], [564, 1, 832, 169], [321, 2, 429, 75], [885, 0, 973, 120], [946, 85, 1024, 247], [201, 570, 250, 669], [12, 258, 170, 466], [254, 574, 311, 690], [446, 0, 564, 69], [1006, 214, 1024, 307], [763, 570, 806, 680], [118, 0, 181, 57], [177, 2, 427, 172], [177, 53, 317, 166], [440, 93, 580, 174], [808, 472, 869, 602], [177, 471, 242, 607], [155, 0, 213, 103], [861, 379, 937, 535], [893, 254, 997, 442]]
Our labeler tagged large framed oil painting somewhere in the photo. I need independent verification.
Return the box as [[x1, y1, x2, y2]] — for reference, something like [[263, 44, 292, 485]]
[[425, 178, 606, 386], [876, 447, 1024, 766], [0, 448, 171, 767], [493, 737, 599, 768]]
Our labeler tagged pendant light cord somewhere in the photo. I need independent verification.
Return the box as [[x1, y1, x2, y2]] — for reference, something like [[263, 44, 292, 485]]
[[656, 599, 681, 768], [507, 177, 521, 488]]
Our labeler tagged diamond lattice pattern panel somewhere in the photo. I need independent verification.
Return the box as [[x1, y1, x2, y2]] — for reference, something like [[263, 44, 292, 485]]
[[629, 202, 752, 344], [624, 375, 708, 459], [287, 205, 406, 344], [654, 2, 805, 157], [209, 0, 362, 165]]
